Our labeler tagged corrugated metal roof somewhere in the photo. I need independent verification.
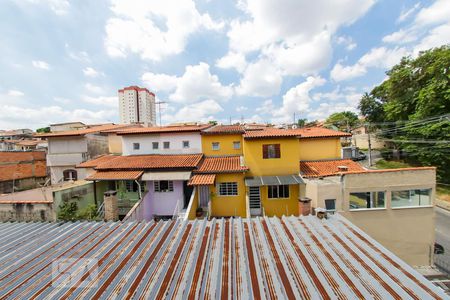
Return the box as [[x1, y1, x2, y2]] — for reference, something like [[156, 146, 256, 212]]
[[0, 215, 445, 299]]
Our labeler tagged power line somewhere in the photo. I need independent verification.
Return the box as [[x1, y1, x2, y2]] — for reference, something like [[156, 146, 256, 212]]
[[378, 139, 450, 144]]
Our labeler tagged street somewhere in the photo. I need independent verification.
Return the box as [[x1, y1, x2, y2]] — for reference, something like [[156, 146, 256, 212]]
[[435, 206, 450, 273]]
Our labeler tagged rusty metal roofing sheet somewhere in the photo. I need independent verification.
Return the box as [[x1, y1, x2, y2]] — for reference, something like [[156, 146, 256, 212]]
[[0, 215, 446, 299]]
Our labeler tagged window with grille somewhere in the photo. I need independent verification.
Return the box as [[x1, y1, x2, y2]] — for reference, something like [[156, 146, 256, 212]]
[[268, 185, 289, 198], [154, 180, 174, 192], [125, 181, 139, 192], [218, 182, 238, 196], [183, 141, 190, 148], [152, 142, 159, 149], [262, 144, 280, 159], [163, 141, 170, 149]]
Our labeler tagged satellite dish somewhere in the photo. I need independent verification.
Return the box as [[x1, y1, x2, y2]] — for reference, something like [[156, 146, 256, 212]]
[[291, 124, 298, 129]]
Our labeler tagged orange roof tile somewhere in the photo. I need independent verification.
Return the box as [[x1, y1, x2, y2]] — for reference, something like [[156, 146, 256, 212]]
[[94, 154, 203, 170], [35, 124, 135, 138], [86, 170, 143, 180], [196, 156, 248, 173], [294, 127, 352, 138], [116, 124, 213, 135], [188, 174, 216, 185], [300, 159, 366, 178], [77, 155, 120, 168], [201, 125, 245, 135], [243, 128, 300, 139]]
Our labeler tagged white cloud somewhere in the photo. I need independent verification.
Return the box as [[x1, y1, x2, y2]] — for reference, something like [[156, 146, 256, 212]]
[[330, 47, 408, 82], [236, 59, 282, 97], [256, 99, 276, 115], [216, 52, 247, 73], [397, 3, 421, 23], [82, 95, 118, 108], [20, 0, 69, 15], [83, 67, 101, 77], [141, 72, 178, 92], [236, 106, 248, 112], [163, 99, 223, 123], [0, 105, 115, 129], [32, 60, 50, 70], [414, 0, 450, 27], [336, 35, 357, 50], [85, 83, 104, 94], [413, 23, 450, 54], [382, 29, 418, 44], [105, 0, 223, 61], [7, 90, 24, 97], [53, 97, 71, 104]]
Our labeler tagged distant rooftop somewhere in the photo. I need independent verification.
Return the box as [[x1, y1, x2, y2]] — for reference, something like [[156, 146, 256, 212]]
[[0, 215, 445, 299]]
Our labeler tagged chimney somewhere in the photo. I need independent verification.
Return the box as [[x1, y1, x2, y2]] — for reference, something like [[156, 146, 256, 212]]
[[298, 197, 312, 216], [104, 190, 118, 221], [337, 165, 348, 172]]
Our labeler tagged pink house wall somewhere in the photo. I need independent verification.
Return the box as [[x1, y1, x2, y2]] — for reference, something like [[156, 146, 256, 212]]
[[143, 180, 184, 220]]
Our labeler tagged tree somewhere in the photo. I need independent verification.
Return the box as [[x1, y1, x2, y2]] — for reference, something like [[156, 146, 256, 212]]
[[325, 111, 359, 131], [36, 127, 50, 133], [358, 45, 450, 182], [297, 118, 307, 127], [58, 201, 78, 221]]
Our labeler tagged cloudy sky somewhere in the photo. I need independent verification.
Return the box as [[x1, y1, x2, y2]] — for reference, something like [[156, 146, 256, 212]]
[[0, 0, 449, 129]]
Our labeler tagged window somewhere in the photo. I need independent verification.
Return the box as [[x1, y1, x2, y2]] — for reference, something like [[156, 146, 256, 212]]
[[154, 181, 174, 192], [152, 142, 159, 149], [163, 141, 170, 149], [233, 141, 241, 149], [63, 169, 77, 181], [349, 192, 385, 210], [218, 182, 238, 196], [325, 199, 336, 212], [133, 142, 140, 150], [268, 185, 289, 198], [212, 142, 220, 150], [125, 181, 139, 192], [391, 189, 431, 208], [183, 141, 190, 148], [263, 144, 280, 159]]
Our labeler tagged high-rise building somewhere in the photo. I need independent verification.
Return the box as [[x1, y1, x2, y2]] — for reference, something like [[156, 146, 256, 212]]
[[118, 86, 156, 125]]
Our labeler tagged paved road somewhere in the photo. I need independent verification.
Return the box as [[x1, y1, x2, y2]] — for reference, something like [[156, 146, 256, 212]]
[[435, 206, 450, 273]]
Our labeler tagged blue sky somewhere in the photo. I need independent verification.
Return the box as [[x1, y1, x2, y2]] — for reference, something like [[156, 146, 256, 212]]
[[0, 0, 449, 129]]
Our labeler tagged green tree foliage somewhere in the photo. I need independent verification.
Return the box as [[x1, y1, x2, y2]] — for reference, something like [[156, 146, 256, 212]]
[[58, 201, 78, 221], [358, 45, 450, 182], [297, 118, 307, 127], [36, 127, 50, 133], [325, 111, 359, 131]]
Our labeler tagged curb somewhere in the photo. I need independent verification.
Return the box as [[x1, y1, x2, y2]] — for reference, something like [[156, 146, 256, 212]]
[[435, 199, 450, 211]]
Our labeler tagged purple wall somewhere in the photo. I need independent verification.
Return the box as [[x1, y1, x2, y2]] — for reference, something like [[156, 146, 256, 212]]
[[143, 180, 184, 220]]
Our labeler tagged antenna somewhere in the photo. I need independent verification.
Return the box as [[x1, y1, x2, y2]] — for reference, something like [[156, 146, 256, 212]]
[[155, 101, 166, 127]]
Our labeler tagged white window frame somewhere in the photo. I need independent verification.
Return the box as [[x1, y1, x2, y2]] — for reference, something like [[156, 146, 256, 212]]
[[267, 185, 289, 199], [212, 142, 220, 151], [218, 182, 238, 196], [154, 180, 174, 192], [349, 191, 386, 210], [233, 141, 241, 149]]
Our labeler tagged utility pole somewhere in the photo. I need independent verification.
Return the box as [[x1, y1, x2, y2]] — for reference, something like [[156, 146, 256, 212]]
[[155, 101, 166, 127], [366, 123, 372, 167], [293, 112, 296, 125]]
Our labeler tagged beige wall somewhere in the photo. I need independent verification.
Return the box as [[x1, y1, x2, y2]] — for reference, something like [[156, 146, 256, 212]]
[[304, 168, 436, 266], [108, 134, 123, 154]]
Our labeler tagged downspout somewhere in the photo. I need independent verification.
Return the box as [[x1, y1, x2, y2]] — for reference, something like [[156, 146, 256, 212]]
[[340, 174, 345, 212], [93, 180, 98, 207], [135, 180, 142, 200]]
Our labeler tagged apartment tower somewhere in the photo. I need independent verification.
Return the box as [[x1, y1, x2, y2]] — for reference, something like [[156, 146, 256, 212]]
[[118, 86, 156, 125]]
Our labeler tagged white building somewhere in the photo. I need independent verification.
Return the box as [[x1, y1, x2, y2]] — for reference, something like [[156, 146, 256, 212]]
[[119, 86, 156, 125]]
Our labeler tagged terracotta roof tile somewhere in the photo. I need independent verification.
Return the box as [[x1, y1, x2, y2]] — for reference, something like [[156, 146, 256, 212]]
[[243, 128, 300, 139], [294, 127, 352, 138], [116, 124, 213, 135], [36, 124, 135, 138], [196, 156, 248, 173], [188, 174, 216, 185], [86, 170, 144, 180], [77, 155, 120, 168], [202, 125, 245, 135], [94, 154, 203, 170], [300, 159, 366, 178]]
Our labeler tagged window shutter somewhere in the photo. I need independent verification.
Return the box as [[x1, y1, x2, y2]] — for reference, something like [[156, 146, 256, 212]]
[[262, 145, 268, 158], [274, 144, 281, 158]]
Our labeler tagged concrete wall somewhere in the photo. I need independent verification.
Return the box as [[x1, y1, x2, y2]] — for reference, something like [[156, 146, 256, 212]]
[[122, 132, 202, 155], [0, 203, 54, 221], [143, 180, 184, 219], [0, 177, 47, 194], [108, 134, 123, 154], [304, 168, 436, 266], [86, 134, 109, 158], [299, 137, 342, 161], [352, 134, 386, 149], [48, 136, 87, 154], [260, 184, 300, 217], [202, 134, 243, 156]]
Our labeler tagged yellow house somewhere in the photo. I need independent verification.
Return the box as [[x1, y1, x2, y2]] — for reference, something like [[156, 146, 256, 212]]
[[242, 128, 304, 217], [201, 125, 244, 156], [188, 156, 248, 218], [295, 127, 351, 161]]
